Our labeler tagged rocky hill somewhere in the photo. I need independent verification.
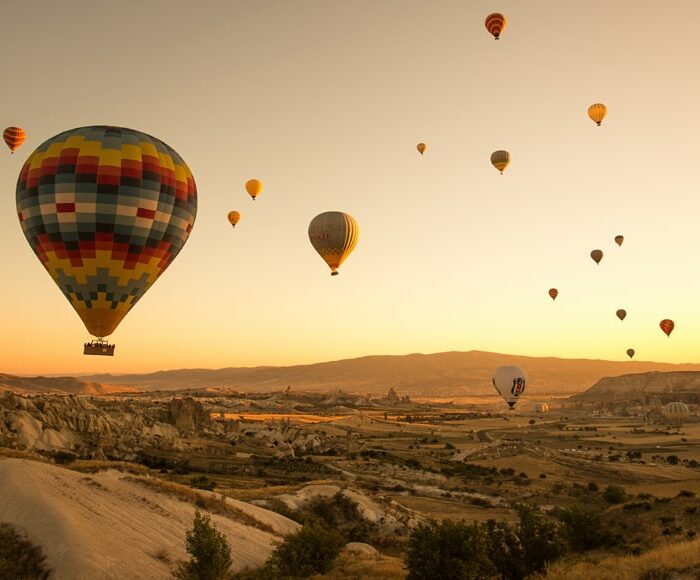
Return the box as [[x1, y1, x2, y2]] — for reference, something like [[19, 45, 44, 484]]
[[84, 350, 700, 396], [0, 373, 132, 395], [572, 371, 700, 402]]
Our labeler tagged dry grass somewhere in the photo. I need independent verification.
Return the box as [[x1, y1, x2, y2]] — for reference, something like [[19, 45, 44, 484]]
[[313, 552, 406, 579], [0, 448, 46, 462], [542, 538, 700, 580], [124, 475, 278, 536], [68, 460, 150, 475]]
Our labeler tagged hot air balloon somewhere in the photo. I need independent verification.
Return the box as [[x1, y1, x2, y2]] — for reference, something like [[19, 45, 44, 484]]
[[485, 13, 506, 40], [308, 211, 359, 276], [246, 179, 263, 201], [614, 235, 624, 246], [490, 150, 510, 174], [16, 126, 197, 355], [664, 401, 689, 428], [626, 348, 635, 359], [4, 126, 26, 153], [417, 143, 426, 155], [616, 309, 627, 321], [535, 402, 549, 413], [492, 365, 528, 409], [588, 103, 607, 126], [590, 249, 603, 264], [660, 319, 674, 337], [548, 288, 558, 301], [228, 211, 241, 228]]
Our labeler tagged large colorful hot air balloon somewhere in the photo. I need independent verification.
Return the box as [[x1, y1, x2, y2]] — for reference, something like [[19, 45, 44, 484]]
[[4, 126, 26, 153], [626, 348, 635, 359], [227, 211, 241, 228], [492, 365, 528, 409], [588, 103, 607, 126], [548, 288, 558, 301], [485, 13, 506, 40], [308, 211, 359, 276], [490, 150, 510, 174], [660, 319, 674, 337], [616, 309, 627, 321], [535, 402, 549, 413], [590, 249, 603, 264], [15, 126, 197, 354], [246, 179, 263, 201], [664, 401, 689, 428], [614, 235, 624, 246], [417, 143, 426, 155]]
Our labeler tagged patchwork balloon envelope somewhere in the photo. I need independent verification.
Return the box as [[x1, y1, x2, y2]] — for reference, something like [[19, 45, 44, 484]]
[[15, 126, 197, 350]]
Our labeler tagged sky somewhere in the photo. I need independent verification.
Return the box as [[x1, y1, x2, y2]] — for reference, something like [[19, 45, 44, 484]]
[[2, 0, 700, 374]]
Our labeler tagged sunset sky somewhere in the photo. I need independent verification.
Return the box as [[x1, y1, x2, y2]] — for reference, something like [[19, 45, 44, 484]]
[[2, 1, 700, 374]]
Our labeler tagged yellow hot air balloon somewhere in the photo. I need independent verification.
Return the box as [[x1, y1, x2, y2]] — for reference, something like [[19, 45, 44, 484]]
[[590, 249, 603, 264], [228, 211, 241, 228], [308, 211, 359, 276], [588, 103, 607, 126], [490, 150, 510, 174], [417, 143, 426, 155], [246, 179, 263, 200]]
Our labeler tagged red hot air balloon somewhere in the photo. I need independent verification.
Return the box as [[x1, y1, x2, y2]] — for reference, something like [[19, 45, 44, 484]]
[[660, 319, 674, 337], [485, 13, 506, 40], [548, 288, 558, 301], [3, 126, 26, 153]]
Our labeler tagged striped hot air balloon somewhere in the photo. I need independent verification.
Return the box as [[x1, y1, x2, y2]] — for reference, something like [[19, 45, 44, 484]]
[[16, 126, 197, 344], [490, 150, 510, 174], [485, 13, 506, 40], [308, 211, 359, 276], [588, 103, 607, 126], [3, 126, 26, 153], [664, 401, 689, 428]]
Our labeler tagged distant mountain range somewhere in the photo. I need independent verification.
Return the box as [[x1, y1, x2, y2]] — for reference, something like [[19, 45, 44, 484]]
[[5, 351, 700, 398], [72, 350, 700, 397]]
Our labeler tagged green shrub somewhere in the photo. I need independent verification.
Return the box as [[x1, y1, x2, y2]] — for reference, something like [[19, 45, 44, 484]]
[[602, 485, 626, 504], [175, 510, 232, 579], [558, 504, 614, 551], [0, 522, 50, 579], [190, 476, 217, 492], [268, 522, 344, 578]]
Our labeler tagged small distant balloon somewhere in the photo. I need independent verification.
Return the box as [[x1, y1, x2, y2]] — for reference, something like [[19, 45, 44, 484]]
[[590, 249, 603, 264], [490, 150, 510, 174], [548, 288, 558, 301], [227, 211, 240, 228], [588, 103, 607, 126], [614, 235, 624, 246], [485, 13, 506, 40], [3, 127, 26, 153], [417, 143, 426, 155], [492, 365, 528, 409], [246, 179, 263, 201], [616, 309, 627, 321], [660, 319, 674, 337], [626, 348, 635, 359], [308, 211, 359, 276]]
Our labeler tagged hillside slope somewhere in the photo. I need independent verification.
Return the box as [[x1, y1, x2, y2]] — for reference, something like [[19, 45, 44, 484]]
[[0, 373, 131, 395], [572, 371, 700, 402]]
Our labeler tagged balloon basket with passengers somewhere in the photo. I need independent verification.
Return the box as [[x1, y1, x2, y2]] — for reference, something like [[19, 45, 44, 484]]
[[83, 339, 115, 356]]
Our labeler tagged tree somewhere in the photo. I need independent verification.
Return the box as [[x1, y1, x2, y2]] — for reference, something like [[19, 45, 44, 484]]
[[558, 504, 609, 552], [175, 510, 232, 580], [268, 522, 344, 578], [406, 519, 495, 580], [0, 522, 51, 580]]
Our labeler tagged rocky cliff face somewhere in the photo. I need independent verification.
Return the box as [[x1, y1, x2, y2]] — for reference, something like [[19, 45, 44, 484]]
[[572, 371, 700, 402], [0, 393, 196, 460]]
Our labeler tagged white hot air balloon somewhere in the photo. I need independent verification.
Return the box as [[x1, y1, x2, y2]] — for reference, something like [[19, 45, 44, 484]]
[[492, 365, 528, 409], [663, 401, 689, 429], [535, 402, 550, 413]]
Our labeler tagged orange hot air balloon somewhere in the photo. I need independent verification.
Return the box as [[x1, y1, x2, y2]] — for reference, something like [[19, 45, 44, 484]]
[[626, 348, 635, 359], [590, 249, 603, 264], [246, 179, 263, 200], [660, 319, 674, 337], [417, 143, 426, 155], [614, 235, 624, 246], [616, 309, 627, 321], [588, 103, 607, 126], [227, 211, 241, 228], [485, 13, 506, 39], [3, 126, 26, 153], [548, 288, 558, 301]]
